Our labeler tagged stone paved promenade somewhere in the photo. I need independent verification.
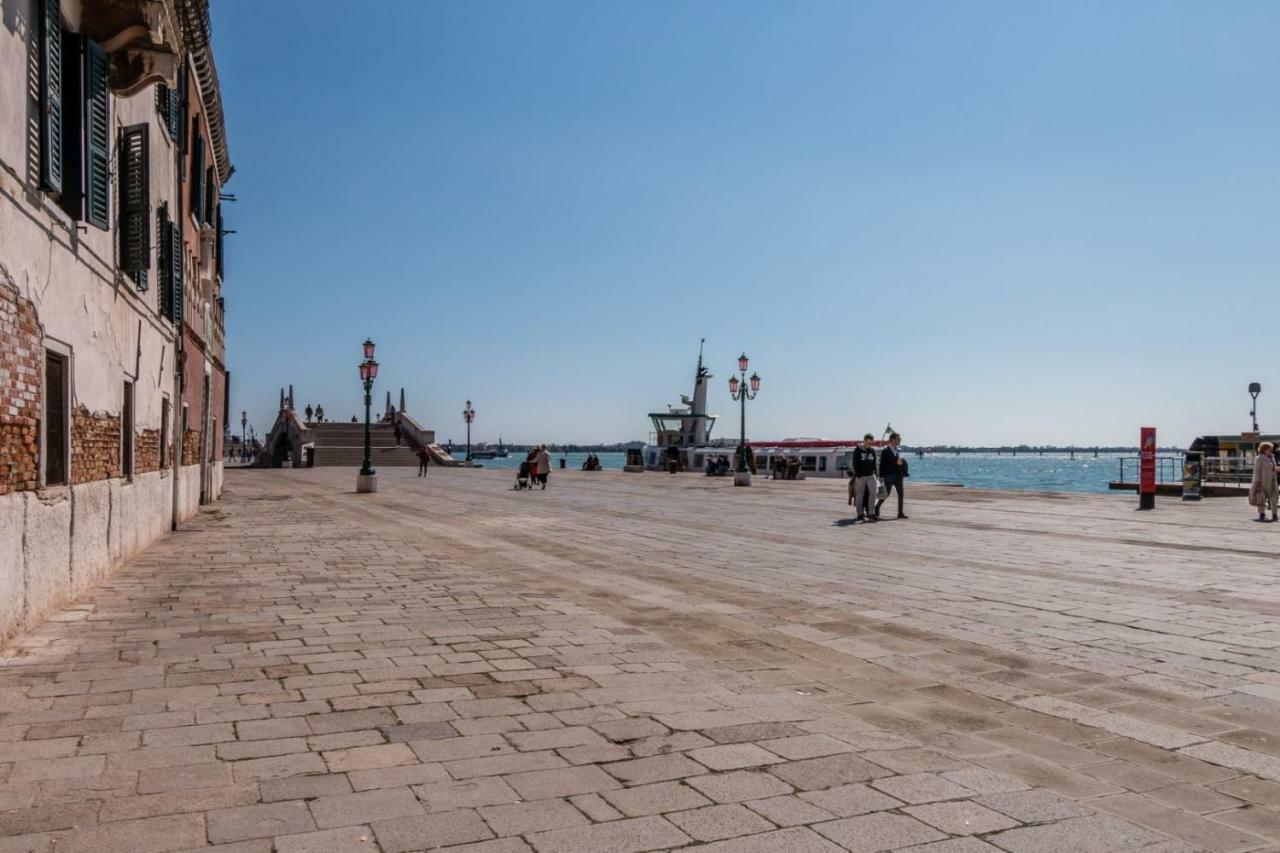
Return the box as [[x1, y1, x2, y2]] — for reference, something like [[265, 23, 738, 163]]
[[2, 468, 1280, 852]]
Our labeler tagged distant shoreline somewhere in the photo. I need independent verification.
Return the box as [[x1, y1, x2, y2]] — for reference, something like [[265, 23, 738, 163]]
[[445, 443, 1185, 454]]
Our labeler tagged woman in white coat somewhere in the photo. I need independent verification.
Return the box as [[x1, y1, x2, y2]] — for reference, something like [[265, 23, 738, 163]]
[[1251, 442, 1278, 522]]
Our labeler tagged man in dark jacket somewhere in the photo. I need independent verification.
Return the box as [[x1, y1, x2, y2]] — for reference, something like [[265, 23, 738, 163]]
[[849, 434, 880, 521], [875, 432, 908, 519]]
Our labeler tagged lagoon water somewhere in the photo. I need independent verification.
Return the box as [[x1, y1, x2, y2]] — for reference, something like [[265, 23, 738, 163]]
[[452, 451, 1182, 494]]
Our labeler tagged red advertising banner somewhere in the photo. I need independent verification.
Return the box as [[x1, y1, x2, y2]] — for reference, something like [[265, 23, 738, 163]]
[[1139, 427, 1156, 507]]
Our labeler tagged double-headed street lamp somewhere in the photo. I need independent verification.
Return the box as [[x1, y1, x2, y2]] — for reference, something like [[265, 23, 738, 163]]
[[728, 352, 761, 487], [357, 338, 379, 493], [463, 400, 476, 466]]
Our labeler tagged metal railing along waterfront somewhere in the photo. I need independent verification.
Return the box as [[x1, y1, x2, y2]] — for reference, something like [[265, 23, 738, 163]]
[[1115, 453, 1254, 486], [1114, 454, 1186, 485]]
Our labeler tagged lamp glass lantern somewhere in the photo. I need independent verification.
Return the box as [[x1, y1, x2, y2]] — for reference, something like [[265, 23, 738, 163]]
[[728, 375, 740, 395], [749, 372, 761, 393], [367, 359, 379, 380], [738, 353, 749, 373], [363, 338, 376, 360]]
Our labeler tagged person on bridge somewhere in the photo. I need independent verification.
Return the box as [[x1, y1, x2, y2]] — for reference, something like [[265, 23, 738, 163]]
[[416, 445, 430, 477], [304, 404, 313, 423], [393, 422, 404, 446], [875, 432, 909, 520], [1251, 442, 1278, 522]]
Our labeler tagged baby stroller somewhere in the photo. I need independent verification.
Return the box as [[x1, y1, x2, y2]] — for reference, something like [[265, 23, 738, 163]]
[[515, 461, 532, 490]]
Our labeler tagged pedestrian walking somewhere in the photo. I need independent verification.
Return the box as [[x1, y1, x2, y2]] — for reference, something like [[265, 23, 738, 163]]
[[535, 444, 551, 489], [304, 404, 313, 422], [416, 445, 430, 477], [393, 421, 403, 446], [1250, 441, 1278, 522], [315, 404, 325, 423], [875, 432, 908, 519], [849, 434, 879, 522]]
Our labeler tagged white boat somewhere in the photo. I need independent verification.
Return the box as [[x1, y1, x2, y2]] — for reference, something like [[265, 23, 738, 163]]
[[642, 345, 882, 478]]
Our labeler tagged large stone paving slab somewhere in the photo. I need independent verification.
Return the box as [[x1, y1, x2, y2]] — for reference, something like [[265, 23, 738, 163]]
[[1, 466, 1278, 850]]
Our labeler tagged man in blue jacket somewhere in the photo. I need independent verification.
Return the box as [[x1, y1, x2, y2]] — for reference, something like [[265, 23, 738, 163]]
[[876, 432, 908, 519]]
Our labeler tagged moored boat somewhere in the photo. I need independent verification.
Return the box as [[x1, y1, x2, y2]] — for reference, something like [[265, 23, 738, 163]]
[[641, 345, 884, 478]]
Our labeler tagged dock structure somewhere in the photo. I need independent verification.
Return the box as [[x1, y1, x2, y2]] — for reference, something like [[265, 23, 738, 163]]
[[1, 468, 1278, 851]]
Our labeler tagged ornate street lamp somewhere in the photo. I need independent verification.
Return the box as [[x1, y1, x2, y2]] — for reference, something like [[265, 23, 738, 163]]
[[728, 353, 761, 486], [1250, 382, 1262, 434], [357, 340, 379, 493], [463, 400, 476, 466], [240, 410, 247, 463]]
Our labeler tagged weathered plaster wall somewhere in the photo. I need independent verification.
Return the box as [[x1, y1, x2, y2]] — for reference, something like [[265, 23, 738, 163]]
[[0, 469, 176, 640], [0, 0, 214, 643]]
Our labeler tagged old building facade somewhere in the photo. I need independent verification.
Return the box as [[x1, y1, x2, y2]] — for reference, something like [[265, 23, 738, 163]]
[[0, 0, 231, 640]]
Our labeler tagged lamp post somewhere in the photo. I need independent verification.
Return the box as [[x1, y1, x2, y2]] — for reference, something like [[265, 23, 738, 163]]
[[357, 338, 379, 493], [463, 401, 475, 466], [728, 352, 761, 487], [240, 410, 247, 463], [1249, 382, 1262, 434]]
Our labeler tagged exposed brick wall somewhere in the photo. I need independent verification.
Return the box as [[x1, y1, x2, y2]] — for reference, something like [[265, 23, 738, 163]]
[[136, 428, 162, 474], [182, 428, 201, 463], [0, 282, 42, 496], [71, 407, 121, 485]]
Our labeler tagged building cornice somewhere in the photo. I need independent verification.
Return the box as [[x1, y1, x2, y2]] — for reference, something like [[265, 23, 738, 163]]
[[175, 0, 233, 185]]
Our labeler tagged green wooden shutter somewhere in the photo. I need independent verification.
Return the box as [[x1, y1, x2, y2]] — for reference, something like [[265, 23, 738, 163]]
[[58, 31, 83, 219], [178, 65, 189, 158], [159, 207, 175, 319], [191, 132, 205, 222], [215, 203, 224, 280], [83, 38, 110, 230], [38, 0, 63, 192], [154, 84, 179, 141], [170, 219, 184, 326], [204, 166, 215, 224], [119, 124, 150, 282]]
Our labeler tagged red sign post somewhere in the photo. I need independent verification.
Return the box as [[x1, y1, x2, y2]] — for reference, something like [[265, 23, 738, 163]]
[[1139, 426, 1156, 510]]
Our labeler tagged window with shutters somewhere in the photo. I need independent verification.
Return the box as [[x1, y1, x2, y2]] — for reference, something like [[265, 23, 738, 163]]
[[58, 31, 83, 220], [190, 123, 205, 222], [204, 166, 216, 225], [179, 65, 189, 159], [119, 124, 150, 287], [155, 84, 180, 142], [83, 38, 110, 230], [38, 0, 63, 193], [157, 204, 183, 326], [215, 203, 225, 280]]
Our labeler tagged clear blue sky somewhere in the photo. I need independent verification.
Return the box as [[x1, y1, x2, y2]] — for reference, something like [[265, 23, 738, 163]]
[[217, 1, 1279, 447]]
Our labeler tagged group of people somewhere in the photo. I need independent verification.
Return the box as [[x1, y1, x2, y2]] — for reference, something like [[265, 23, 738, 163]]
[[770, 456, 803, 480], [516, 446, 552, 490], [705, 455, 734, 476], [1251, 441, 1280, 521], [847, 432, 908, 522], [581, 454, 604, 471], [302, 404, 327, 423]]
